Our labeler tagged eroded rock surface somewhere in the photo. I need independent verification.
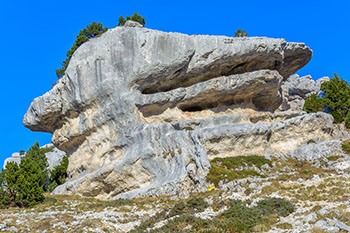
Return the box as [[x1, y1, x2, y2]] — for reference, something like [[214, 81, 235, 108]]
[[24, 25, 341, 200], [279, 74, 330, 111]]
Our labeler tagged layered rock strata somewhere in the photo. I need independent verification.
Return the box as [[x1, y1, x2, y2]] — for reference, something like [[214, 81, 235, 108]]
[[24, 24, 338, 199]]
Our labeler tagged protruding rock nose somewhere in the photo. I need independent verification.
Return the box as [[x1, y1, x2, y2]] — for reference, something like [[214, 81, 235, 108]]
[[23, 88, 63, 133]]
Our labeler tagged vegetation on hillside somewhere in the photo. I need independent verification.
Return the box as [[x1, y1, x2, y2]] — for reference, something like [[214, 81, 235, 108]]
[[207, 155, 272, 186], [133, 196, 294, 232], [0, 142, 68, 208], [48, 156, 68, 192], [304, 73, 350, 127], [234, 29, 248, 37]]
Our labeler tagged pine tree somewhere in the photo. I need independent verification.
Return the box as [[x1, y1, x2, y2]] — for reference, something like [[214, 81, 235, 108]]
[[16, 156, 45, 207], [0, 142, 57, 207], [2, 162, 21, 203], [0, 171, 10, 208], [118, 12, 146, 26], [345, 111, 350, 128], [234, 29, 248, 37], [303, 73, 350, 126], [303, 93, 323, 113], [48, 156, 68, 192], [320, 73, 350, 123], [25, 142, 49, 190], [56, 22, 108, 79], [118, 15, 126, 26]]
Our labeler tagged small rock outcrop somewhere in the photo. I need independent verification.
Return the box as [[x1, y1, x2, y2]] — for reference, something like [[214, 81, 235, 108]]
[[280, 74, 330, 111], [24, 25, 342, 199]]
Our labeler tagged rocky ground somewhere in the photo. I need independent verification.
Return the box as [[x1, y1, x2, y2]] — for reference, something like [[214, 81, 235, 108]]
[[1, 140, 350, 232]]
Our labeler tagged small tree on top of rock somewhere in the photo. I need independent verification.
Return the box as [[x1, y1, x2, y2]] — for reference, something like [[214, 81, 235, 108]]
[[234, 29, 248, 37], [56, 22, 108, 79], [118, 12, 146, 26]]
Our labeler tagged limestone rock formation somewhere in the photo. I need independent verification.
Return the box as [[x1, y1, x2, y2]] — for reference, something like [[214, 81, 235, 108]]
[[43, 144, 67, 171], [279, 74, 330, 111], [24, 24, 340, 200]]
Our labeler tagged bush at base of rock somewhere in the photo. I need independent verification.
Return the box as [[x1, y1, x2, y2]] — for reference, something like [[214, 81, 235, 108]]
[[304, 73, 350, 127], [0, 160, 44, 208], [0, 142, 68, 208], [303, 93, 324, 113], [206, 155, 272, 186], [48, 156, 68, 192]]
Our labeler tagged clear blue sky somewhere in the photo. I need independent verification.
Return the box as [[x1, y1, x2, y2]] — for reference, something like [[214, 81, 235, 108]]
[[0, 0, 349, 167]]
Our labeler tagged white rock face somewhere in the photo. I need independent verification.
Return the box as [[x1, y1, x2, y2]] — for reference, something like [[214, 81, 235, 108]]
[[23, 25, 342, 200], [43, 144, 67, 171]]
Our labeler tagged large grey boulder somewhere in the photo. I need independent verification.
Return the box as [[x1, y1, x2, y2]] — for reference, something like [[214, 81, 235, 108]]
[[23, 26, 321, 199]]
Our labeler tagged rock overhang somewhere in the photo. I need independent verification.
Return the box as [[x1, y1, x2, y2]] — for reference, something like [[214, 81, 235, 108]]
[[23, 27, 312, 133], [23, 25, 319, 199]]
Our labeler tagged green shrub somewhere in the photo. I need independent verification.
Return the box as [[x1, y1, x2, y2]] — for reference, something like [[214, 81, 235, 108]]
[[345, 111, 350, 128], [207, 156, 271, 186], [0, 142, 60, 207], [0, 172, 10, 208], [137, 198, 295, 233], [186, 197, 208, 212], [234, 29, 248, 37], [42, 197, 57, 205], [320, 73, 350, 117], [331, 110, 345, 124], [49, 156, 68, 192], [25, 142, 49, 190], [48, 181, 58, 192], [303, 93, 323, 113], [2, 159, 44, 207], [327, 155, 343, 161], [219, 200, 262, 232], [2, 162, 21, 203], [255, 197, 295, 217], [118, 12, 145, 26], [342, 140, 350, 154], [56, 22, 108, 79], [304, 73, 350, 127], [168, 197, 209, 218], [16, 156, 45, 206]]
